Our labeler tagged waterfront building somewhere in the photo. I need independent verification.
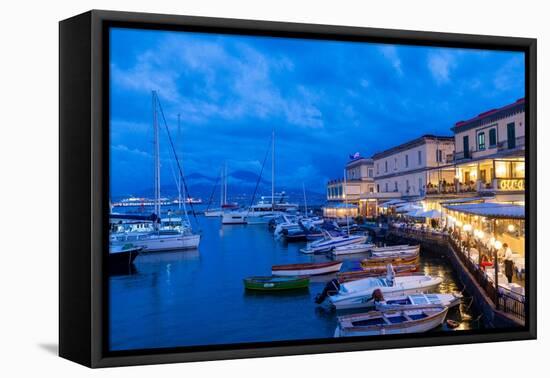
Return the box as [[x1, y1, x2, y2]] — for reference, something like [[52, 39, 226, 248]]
[[372, 134, 455, 198], [326, 156, 377, 218], [451, 98, 525, 204]]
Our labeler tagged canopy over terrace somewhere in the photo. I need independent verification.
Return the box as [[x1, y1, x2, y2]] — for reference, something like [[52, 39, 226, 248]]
[[444, 201, 525, 287], [323, 202, 358, 218], [443, 202, 524, 219]]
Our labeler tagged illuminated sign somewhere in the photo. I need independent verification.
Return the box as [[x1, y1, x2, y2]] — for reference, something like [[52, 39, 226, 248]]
[[497, 179, 525, 191]]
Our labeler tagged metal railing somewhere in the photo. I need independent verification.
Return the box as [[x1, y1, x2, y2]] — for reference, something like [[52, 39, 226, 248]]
[[448, 236, 525, 321]]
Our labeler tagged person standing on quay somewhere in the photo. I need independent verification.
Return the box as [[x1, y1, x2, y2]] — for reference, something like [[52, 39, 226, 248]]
[[503, 243, 514, 283]]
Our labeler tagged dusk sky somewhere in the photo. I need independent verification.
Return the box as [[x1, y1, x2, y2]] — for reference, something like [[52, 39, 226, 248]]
[[109, 27, 524, 197]]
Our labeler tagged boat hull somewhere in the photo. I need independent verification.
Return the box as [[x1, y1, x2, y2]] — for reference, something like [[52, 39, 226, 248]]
[[331, 243, 375, 256], [272, 261, 343, 276], [337, 264, 419, 283], [110, 233, 201, 252], [222, 213, 247, 224], [334, 306, 448, 337], [300, 235, 368, 254], [328, 276, 443, 310], [243, 276, 310, 291]]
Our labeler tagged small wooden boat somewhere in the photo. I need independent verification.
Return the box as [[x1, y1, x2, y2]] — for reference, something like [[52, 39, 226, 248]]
[[334, 306, 448, 337], [371, 244, 411, 253], [337, 264, 419, 283], [243, 276, 310, 291], [331, 243, 375, 256], [361, 253, 419, 268], [370, 245, 420, 258], [272, 261, 343, 276]]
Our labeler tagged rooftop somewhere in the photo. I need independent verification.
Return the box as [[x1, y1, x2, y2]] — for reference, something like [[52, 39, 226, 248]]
[[452, 98, 525, 133], [372, 134, 454, 160]]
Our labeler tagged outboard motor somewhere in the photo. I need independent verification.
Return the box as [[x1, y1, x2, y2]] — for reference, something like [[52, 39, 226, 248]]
[[315, 278, 341, 304]]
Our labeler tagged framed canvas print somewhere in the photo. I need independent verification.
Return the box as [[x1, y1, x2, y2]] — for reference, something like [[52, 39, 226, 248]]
[[59, 10, 537, 368]]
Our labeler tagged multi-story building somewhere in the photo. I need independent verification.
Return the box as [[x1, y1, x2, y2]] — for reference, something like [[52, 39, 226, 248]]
[[372, 135, 456, 199], [326, 157, 376, 217], [452, 98, 525, 203]]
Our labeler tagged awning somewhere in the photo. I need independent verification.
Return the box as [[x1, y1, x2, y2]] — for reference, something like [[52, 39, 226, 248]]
[[324, 203, 358, 209], [379, 199, 406, 208], [416, 209, 443, 218], [443, 202, 524, 219]]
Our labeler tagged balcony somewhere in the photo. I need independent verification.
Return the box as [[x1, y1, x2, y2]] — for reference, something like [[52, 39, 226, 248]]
[[454, 136, 525, 163], [497, 136, 525, 152]]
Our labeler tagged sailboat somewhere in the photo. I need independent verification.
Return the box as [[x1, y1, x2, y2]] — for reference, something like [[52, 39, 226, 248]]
[[205, 165, 229, 217], [109, 91, 201, 252]]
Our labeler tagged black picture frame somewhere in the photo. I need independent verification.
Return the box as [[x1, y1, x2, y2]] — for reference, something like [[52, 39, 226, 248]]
[[59, 9, 537, 368]]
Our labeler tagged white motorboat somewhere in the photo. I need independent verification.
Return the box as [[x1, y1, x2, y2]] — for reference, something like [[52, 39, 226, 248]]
[[331, 243, 375, 256], [333, 306, 448, 337], [322, 265, 443, 310], [204, 209, 223, 217], [222, 211, 247, 224], [374, 293, 463, 311], [300, 231, 367, 254]]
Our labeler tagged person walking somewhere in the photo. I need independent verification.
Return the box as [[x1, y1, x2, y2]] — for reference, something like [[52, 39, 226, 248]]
[[503, 243, 514, 283]]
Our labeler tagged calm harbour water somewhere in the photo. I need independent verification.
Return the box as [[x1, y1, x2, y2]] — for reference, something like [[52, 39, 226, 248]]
[[109, 214, 480, 351]]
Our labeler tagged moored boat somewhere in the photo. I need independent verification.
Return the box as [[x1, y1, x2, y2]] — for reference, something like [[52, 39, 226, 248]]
[[318, 265, 443, 310], [333, 306, 449, 337], [331, 243, 375, 256], [374, 293, 462, 310], [361, 252, 419, 268], [222, 211, 247, 224], [243, 276, 310, 291], [109, 244, 142, 268], [337, 264, 419, 283], [272, 261, 343, 276], [370, 245, 420, 258], [300, 231, 368, 254]]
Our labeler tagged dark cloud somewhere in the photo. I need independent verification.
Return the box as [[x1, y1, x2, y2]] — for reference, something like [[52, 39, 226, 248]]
[[110, 28, 525, 196]]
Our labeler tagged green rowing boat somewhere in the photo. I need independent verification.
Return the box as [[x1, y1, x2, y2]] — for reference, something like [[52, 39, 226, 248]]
[[243, 276, 310, 291]]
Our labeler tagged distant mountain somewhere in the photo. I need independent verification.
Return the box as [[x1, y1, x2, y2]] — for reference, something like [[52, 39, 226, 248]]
[[115, 169, 326, 205]]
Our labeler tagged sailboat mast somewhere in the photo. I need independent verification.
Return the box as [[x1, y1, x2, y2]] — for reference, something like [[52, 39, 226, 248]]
[[177, 113, 182, 210], [153, 91, 161, 223], [302, 183, 308, 216], [344, 169, 349, 236], [224, 162, 228, 205], [271, 129, 275, 212]]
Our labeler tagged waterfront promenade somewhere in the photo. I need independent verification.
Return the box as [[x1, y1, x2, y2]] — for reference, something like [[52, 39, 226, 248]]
[[387, 224, 525, 327]]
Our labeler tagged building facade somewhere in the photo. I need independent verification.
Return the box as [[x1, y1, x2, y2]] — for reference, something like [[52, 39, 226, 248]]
[[326, 157, 376, 217], [372, 135, 455, 199], [451, 98, 525, 203]]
